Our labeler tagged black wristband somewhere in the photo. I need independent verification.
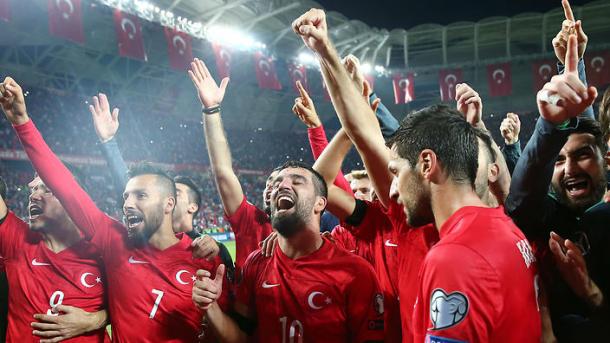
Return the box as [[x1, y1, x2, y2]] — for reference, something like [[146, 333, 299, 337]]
[[202, 105, 221, 115]]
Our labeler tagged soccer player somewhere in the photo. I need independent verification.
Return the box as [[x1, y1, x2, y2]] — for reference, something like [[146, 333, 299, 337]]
[[3, 77, 228, 342], [386, 105, 541, 342], [88, 94, 235, 276], [192, 161, 385, 342], [189, 58, 274, 273]]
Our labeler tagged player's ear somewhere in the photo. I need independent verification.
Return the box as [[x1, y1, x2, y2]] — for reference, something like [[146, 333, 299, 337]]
[[165, 196, 176, 214], [314, 196, 327, 215], [419, 149, 438, 182], [187, 203, 198, 215]]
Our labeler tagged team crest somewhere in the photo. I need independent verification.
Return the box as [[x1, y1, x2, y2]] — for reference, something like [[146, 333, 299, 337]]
[[429, 289, 468, 330]]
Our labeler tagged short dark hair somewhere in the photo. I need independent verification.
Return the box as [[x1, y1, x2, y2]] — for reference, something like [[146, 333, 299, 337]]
[[386, 104, 479, 187], [127, 162, 176, 199], [573, 116, 608, 157], [475, 129, 497, 163], [599, 87, 610, 144], [174, 175, 201, 216], [276, 161, 328, 198], [0, 176, 6, 200]]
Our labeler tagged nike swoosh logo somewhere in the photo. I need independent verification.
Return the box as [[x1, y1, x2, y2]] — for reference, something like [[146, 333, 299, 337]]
[[385, 240, 398, 247], [262, 281, 280, 289], [31, 258, 51, 266], [128, 256, 149, 264]]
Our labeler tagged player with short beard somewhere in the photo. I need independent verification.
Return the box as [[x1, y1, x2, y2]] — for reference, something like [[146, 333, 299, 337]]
[[192, 161, 385, 342], [3, 77, 229, 342]]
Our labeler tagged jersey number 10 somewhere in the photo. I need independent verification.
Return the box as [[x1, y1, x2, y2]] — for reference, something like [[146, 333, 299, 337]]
[[279, 316, 303, 343]]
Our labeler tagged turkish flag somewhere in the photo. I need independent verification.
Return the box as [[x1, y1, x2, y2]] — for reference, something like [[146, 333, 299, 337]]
[[288, 62, 308, 94], [439, 69, 463, 102], [164, 28, 193, 71], [531, 59, 556, 92], [392, 73, 415, 104], [0, 0, 10, 22], [48, 0, 84, 44], [253, 52, 281, 90], [113, 10, 146, 61], [212, 43, 231, 79], [486, 63, 512, 97], [585, 51, 610, 88]]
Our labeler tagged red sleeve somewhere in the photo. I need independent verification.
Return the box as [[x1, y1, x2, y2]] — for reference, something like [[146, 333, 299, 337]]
[[342, 200, 390, 242], [346, 261, 385, 342], [307, 126, 352, 194], [235, 250, 264, 314], [0, 212, 27, 259], [414, 244, 501, 342], [13, 120, 113, 242], [225, 196, 272, 272]]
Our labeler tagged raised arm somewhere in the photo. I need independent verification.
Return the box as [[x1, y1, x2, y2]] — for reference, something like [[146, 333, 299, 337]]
[[90, 93, 128, 191], [0, 77, 109, 240], [292, 10, 393, 207], [292, 80, 351, 193], [506, 35, 597, 237], [500, 112, 522, 175], [188, 58, 244, 216]]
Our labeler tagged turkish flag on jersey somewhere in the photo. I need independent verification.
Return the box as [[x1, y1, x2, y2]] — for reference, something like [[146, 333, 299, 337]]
[[486, 63, 512, 97], [392, 72, 415, 104], [585, 51, 610, 88], [48, 0, 85, 44], [212, 43, 231, 79], [0, 0, 10, 22], [164, 28, 193, 71], [438, 69, 463, 102], [531, 59, 556, 92], [253, 52, 281, 90], [113, 10, 146, 61], [288, 63, 308, 94]]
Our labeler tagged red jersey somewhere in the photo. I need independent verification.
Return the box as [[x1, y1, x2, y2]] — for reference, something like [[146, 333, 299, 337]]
[[412, 206, 541, 343], [0, 212, 106, 342], [225, 196, 273, 273], [236, 239, 385, 342], [342, 200, 402, 342], [384, 200, 439, 343], [15, 120, 229, 342]]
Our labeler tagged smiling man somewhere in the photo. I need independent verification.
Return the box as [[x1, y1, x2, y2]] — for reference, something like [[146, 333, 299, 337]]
[[192, 161, 385, 343]]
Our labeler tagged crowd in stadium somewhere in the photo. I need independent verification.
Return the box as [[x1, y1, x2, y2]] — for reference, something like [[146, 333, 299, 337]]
[[1, 0, 610, 342]]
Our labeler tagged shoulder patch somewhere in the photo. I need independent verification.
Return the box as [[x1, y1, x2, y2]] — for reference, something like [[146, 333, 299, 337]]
[[429, 288, 469, 330]]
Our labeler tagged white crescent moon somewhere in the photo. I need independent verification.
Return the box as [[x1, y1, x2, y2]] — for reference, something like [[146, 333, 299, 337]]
[[220, 49, 231, 65], [398, 78, 410, 89], [492, 69, 506, 84], [172, 35, 186, 55], [444, 74, 457, 85], [538, 64, 552, 80], [258, 60, 271, 76], [591, 56, 605, 72], [121, 18, 137, 40], [175, 270, 190, 285], [80, 272, 95, 288], [308, 291, 324, 310], [56, 0, 74, 19]]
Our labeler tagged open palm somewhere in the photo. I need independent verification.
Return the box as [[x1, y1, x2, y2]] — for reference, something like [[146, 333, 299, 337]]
[[188, 58, 229, 108]]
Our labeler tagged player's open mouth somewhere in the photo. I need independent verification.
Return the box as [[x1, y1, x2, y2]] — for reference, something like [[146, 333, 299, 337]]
[[28, 204, 43, 220], [564, 177, 590, 198], [126, 214, 144, 229], [276, 193, 295, 213]]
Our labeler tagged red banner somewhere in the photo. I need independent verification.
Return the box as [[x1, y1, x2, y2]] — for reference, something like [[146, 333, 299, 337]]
[[585, 51, 610, 88], [113, 10, 146, 61], [438, 69, 463, 102], [0, 0, 10, 22], [486, 63, 512, 97], [212, 43, 231, 79], [531, 59, 555, 92], [288, 62, 308, 94], [392, 73, 415, 104], [253, 52, 281, 90], [48, 0, 84, 44], [164, 28, 193, 71]]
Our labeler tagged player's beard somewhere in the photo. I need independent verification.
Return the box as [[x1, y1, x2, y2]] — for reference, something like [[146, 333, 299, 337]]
[[128, 203, 165, 247], [404, 175, 434, 228], [552, 173, 607, 213], [271, 196, 313, 238]]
